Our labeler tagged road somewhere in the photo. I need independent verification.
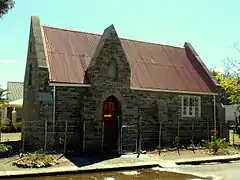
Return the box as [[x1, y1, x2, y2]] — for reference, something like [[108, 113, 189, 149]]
[[160, 160, 240, 180]]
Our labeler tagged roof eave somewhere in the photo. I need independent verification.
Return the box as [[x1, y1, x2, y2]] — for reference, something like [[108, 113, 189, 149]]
[[49, 82, 217, 95]]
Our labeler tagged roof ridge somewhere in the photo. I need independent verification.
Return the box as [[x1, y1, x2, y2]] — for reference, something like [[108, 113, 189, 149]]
[[41, 25, 184, 49], [7, 81, 23, 84]]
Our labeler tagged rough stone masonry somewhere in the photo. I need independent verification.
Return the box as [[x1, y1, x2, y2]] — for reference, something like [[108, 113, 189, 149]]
[[22, 16, 227, 154]]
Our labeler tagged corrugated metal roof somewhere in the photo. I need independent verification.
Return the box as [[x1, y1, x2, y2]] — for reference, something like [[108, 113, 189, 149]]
[[7, 82, 23, 101], [41, 25, 216, 94]]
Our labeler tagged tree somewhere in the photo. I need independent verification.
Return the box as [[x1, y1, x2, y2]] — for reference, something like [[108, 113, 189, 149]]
[[214, 42, 240, 105], [211, 70, 230, 105], [215, 72, 240, 105], [215, 43, 240, 135], [0, 0, 15, 18], [0, 87, 8, 104]]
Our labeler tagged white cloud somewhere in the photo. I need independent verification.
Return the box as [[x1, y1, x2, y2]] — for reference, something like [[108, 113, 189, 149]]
[[214, 67, 225, 73], [232, 67, 240, 74], [214, 66, 240, 74], [0, 60, 17, 64]]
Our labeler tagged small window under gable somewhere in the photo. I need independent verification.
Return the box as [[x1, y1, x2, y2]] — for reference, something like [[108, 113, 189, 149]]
[[28, 63, 32, 87], [108, 60, 117, 79], [181, 96, 201, 117]]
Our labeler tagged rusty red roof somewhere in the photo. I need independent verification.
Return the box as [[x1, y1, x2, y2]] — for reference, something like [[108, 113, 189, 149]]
[[41, 25, 216, 94]]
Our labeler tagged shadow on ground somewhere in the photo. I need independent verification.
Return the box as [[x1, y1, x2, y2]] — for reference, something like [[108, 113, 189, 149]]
[[64, 152, 120, 168]]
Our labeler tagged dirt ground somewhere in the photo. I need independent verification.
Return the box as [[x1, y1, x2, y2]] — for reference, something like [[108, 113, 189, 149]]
[[146, 147, 240, 162]]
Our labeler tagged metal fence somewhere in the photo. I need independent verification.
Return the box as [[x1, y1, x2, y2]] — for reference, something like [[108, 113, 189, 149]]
[[2, 117, 239, 155], [140, 120, 230, 152], [21, 119, 73, 154], [82, 119, 138, 154]]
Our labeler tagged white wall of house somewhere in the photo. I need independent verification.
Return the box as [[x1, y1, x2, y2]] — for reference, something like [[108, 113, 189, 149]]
[[224, 104, 240, 123], [0, 108, 7, 120]]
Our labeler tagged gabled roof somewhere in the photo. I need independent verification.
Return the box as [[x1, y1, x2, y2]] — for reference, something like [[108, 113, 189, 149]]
[[7, 82, 23, 101], [40, 25, 217, 94]]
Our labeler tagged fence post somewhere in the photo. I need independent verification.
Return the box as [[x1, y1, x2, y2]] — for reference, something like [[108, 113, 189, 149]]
[[191, 123, 194, 146], [220, 122, 222, 138], [44, 119, 47, 153], [135, 124, 138, 154], [101, 120, 104, 153], [158, 122, 162, 156], [177, 119, 180, 155], [120, 126, 123, 154], [64, 120, 67, 154], [136, 116, 141, 156], [233, 128, 235, 146], [21, 121, 25, 154], [82, 120, 85, 153], [139, 116, 142, 154], [0, 117, 2, 143], [117, 116, 121, 155], [207, 122, 210, 141]]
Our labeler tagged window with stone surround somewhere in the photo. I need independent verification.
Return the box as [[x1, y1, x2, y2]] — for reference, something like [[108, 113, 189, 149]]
[[181, 96, 201, 117]]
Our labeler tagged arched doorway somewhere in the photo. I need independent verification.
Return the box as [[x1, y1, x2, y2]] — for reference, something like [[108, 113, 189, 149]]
[[102, 96, 121, 153]]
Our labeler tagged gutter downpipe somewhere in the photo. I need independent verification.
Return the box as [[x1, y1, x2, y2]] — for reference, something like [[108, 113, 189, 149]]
[[53, 85, 56, 134], [213, 95, 217, 137]]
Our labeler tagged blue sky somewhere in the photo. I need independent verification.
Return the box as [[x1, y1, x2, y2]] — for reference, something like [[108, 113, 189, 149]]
[[0, 0, 239, 88]]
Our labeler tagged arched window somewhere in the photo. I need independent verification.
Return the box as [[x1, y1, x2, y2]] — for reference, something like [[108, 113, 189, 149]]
[[108, 60, 117, 79]]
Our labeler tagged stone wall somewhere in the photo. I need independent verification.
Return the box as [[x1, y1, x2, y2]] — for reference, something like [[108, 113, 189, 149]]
[[51, 86, 224, 153], [54, 86, 88, 152], [134, 90, 221, 150], [82, 25, 139, 152], [22, 16, 51, 151]]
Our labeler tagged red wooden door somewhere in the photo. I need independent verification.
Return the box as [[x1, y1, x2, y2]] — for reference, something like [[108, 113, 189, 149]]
[[103, 98, 118, 151]]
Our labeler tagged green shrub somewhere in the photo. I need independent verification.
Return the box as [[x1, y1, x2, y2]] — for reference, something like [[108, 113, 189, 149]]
[[202, 136, 228, 155], [13, 122, 21, 132], [0, 144, 12, 157], [1, 121, 21, 133]]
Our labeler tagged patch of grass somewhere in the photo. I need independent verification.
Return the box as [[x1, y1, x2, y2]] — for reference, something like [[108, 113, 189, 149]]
[[12, 152, 58, 168], [229, 130, 239, 139]]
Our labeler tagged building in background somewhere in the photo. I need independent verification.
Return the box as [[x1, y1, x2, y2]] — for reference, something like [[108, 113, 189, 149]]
[[0, 82, 24, 122], [224, 104, 240, 125]]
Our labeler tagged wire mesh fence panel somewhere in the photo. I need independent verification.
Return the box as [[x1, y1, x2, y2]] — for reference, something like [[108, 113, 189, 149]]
[[140, 121, 160, 151], [83, 119, 103, 152], [20, 115, 232, 154], [138, 119, 231, 152], [22, 119, 82, 154], [229, 123, 240, 146], [121, 124, 137, 154]]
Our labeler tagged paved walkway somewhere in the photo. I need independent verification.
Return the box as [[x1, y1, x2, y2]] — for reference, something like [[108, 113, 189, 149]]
[[0, 150, 240, 178]]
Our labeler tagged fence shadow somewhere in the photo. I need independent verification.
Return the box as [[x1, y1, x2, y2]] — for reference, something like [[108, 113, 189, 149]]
[[64, 152, 120, 168]]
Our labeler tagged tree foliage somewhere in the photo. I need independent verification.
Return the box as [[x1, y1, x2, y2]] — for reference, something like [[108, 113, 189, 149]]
[[0, 0, 15, 18], [0, 87, 8, 104], [215, 72, 240, 105], [214, 42, 240, 105]]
